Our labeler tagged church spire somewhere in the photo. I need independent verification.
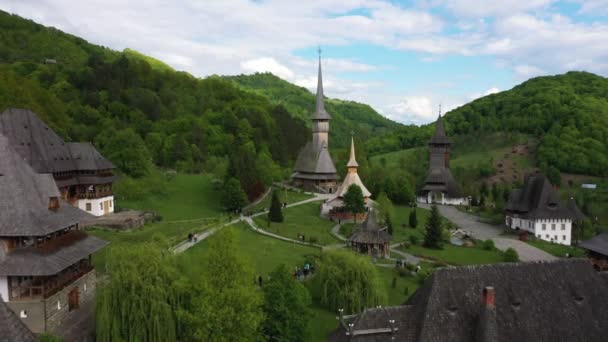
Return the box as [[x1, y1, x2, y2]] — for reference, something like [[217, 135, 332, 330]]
[[347, 134, 359, 168], [313, 47, 331, 120]]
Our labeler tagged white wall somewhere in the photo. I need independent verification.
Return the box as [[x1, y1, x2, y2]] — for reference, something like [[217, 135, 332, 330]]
[[77, 195, 114, 216], [533, 219, 572, 246], [506, 216, 572, 246], [0, 276, 8, 302], [416, 193, 468, 206]]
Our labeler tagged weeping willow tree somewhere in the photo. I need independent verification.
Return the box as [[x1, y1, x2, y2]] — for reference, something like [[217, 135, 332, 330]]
[[96, 244, 181, 342], [313, 250, 387, 314], [178, 228, 264, 342]]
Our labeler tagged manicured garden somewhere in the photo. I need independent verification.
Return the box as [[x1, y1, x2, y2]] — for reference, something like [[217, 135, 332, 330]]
[[253, 201, 339, 245]]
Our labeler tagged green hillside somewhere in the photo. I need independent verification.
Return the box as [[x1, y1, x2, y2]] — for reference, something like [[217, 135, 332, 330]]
[[0, 10, 310, 200], [225, 72, 401, 147], [368, 72, 608, 178]]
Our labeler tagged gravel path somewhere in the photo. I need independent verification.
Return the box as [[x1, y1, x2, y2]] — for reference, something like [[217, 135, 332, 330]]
[[418, 203, 556, 262]]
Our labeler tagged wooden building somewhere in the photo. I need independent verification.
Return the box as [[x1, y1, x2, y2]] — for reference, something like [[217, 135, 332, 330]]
[[580, 232, 608, 271], [0, 134, 108, 334], [505, 174, 583, 246], [330, 259, 608, 341], [348, 211, 391, 259], [0, 108, 117, 216], [417, 114, 468, 205], [291, 55, 339, 193], [323, 137, 372, 220]]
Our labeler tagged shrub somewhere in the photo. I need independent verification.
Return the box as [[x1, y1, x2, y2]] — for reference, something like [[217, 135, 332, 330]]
[[409, 235, 419, 245], [481, 239, 495, 251], [416, 269, 430, 285], [504, 248, 519, 262]]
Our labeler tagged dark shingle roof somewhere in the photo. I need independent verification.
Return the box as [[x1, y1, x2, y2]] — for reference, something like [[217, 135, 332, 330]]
[[429, 115, 450, 145], [313, 57, 331, 121], [580, 232, 608, 256], [0, 108, 114, 173], [0, 231, 107, 276], [293, 141, 339, 179], [330, 259, 608, 342], [0, 300, 37, 342], [505, 175, 576, 220], [421, 167, 462, 197], [0, 134, 93, 236], [349, 211, 392, 244]]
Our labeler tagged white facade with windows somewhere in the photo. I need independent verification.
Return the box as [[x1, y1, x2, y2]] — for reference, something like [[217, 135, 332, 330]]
[[417, 193, 469, 206], [506, 216, 572, 246], [76, 195, 114, 216]]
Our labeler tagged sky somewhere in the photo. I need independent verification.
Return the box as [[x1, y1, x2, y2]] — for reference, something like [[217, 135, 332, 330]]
[[2, 0, 608, 125]]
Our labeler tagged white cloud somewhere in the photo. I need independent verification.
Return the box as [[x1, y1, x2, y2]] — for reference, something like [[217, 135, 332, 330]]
[[385, 96, 436, 124], [444, 0, 555, 17], [241, 57, 295, 80], [469, 87, 500, 101]]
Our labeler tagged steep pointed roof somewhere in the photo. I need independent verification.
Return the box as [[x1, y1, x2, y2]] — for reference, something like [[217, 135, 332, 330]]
[[0, 134, 92, 236], [505, 175, 577, 220], [347, 136, 359, 168], [292, 142, 339, 179], [429, 114, 450, 145], [0, 300, 37, 342], [312, 56, 331, 121]]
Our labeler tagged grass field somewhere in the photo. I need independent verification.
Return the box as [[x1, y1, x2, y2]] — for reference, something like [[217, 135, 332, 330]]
[[253, 201, 339, 245], [391, 206, 431, 243], [118, 173, 223, 220], [248, 188, 314, 213], [526, 238, 586, 257], [403, 243, 505, 266]]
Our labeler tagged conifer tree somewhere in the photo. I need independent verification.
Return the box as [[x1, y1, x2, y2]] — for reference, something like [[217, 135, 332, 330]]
[[423, 205, 443, 249], [343, 184, 366, 222], [221, 177, 247, 212], [268, 190, 284, 223], [409, 209, 418, 228]]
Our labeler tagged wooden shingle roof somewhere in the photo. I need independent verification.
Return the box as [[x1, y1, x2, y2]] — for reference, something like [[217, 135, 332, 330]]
[[0, 134, 92, 236], [329, 259, 608, 342], [505, 175, 577, 220], [0, 300, 36, 342]]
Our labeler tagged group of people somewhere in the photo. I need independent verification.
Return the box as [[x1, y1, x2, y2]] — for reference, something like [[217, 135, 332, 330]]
[[294, 262, 314, 280]]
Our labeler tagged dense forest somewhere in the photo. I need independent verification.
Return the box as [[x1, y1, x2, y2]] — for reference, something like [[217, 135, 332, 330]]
[[225, 72, 401, 148], [368, 72, 608, 177]]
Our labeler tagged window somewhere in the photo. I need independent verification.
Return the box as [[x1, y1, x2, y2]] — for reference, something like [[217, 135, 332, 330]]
[[561, 224, 565, 230], [563, 235, 567, 241], [546, 234, 550, 239], [110, 200, 113, 208], [20, 310, 27, 318], [85, 203, 91, 211], [542, 224, 546, 230], [57, 301, 61, 310], [551, 224, 556, 230], [100, 203, 103, 210]]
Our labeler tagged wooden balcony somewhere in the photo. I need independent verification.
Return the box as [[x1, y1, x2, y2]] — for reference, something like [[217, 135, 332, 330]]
[[8, 263, 93, 301]]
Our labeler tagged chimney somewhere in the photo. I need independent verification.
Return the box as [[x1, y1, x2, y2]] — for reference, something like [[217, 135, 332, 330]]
[[49, 196, 59, 211], [483, 286, 495, 307]]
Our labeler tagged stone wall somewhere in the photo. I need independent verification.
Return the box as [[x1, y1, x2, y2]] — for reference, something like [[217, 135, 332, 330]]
[[46, 269, 98, 332]]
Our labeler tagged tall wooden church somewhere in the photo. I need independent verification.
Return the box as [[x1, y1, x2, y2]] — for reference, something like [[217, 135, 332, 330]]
[[291, 55, 340, 193], [417, 114, 468, 205]]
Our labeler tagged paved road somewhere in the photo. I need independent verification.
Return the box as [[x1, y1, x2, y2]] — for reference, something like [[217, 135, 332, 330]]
[[419, 204, 556, 262]]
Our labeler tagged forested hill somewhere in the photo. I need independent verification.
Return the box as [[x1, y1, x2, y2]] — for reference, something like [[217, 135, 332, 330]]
[[368, 71, 608, 177], [225, 73, 401, 148], [0, 10, 311, 200]]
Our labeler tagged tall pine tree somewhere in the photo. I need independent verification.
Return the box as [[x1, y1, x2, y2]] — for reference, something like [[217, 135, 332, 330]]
[[268, 190, 284, 223], [409, 209, 418, 228], [423, 205, 443, 249]]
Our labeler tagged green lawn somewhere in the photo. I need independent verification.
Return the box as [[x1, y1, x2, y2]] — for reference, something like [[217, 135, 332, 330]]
[[369, 147, 424, 169], [118, 173, 223, 221], [253, 201, 339, 245], [89, 219, 220, 271], [181, 223, 321, 276], [375, 266, 419, 306], [403, 243, 505, 266], [390, 206, 431, 243], [527, 238, 586, 257], [248, 188, 314, 213]]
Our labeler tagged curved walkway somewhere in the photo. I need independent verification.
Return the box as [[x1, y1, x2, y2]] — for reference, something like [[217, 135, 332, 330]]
[[418, 203, 556, 262], [171, 192, 330, 254]]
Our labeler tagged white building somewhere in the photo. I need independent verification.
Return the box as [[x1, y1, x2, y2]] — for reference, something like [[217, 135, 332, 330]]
[[505, 175, 584, 246]]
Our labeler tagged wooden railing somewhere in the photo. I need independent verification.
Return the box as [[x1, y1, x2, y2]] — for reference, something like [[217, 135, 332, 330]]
[[9, 266, 93, 301]]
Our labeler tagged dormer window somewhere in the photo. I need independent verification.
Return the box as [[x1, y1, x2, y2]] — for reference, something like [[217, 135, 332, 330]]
[[49, 197, 59, 210]]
